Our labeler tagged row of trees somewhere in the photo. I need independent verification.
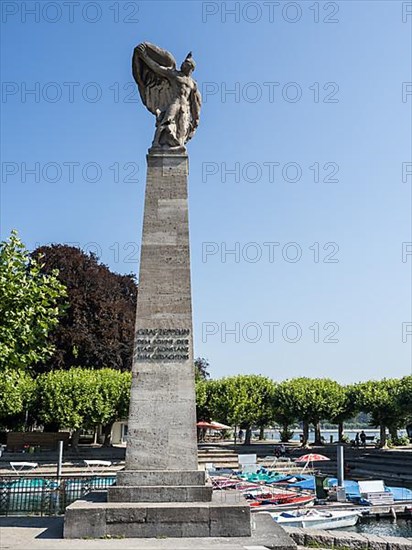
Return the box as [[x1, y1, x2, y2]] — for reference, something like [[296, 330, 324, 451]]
[[2, 369, 410, 448], [1, 368, 131, 446], [196, 375, 412, 447], [1, 232, 411, 449]]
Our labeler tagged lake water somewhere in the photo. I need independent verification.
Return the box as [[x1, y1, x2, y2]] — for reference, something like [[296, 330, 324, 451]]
[[342, 517, 412, 537], [262, 429, 407, 443]]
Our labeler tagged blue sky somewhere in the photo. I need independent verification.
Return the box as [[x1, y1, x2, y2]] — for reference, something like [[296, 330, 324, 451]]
[[1, 0, 411, 382]]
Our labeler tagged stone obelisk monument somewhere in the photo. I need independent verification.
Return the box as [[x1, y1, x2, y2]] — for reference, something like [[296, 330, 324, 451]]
[[109, 42, 206, 499], [116, 148, 200, 480], [64, 42, 252, 539]]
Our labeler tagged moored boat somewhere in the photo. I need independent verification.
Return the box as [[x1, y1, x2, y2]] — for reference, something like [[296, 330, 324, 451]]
[[265, 508, 362, 529], [247, 493, 315, 512]]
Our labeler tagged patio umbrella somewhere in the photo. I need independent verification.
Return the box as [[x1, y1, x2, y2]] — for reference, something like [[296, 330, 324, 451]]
[[210, 421, 232, 430], [295, 453, 330, 472], [295, 453, 330, 463], [196, 421, 217, 429]]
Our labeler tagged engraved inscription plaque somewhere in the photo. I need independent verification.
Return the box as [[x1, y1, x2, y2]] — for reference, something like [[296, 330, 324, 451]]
[[136, 328, 190, 361]]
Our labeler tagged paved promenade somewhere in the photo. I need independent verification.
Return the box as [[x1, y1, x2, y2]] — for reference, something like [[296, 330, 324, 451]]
[[2, 517, 412, 550], [0, 516, 293, 550]]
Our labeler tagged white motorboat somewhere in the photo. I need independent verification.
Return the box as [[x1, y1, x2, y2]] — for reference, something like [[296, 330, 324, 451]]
[[265, 508, 362, 530]]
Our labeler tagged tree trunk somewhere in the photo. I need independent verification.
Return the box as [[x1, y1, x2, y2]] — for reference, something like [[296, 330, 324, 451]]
[[338, 422, 344, 442], [301, 421, 310, 447], [280, 422, 292, 442], [258, 426, 265, 440], [314, 421, 322, 445], [103, 422, 114, 447], [389, 425, 398, 443], [244, 426, 252, 445], [71, 428, 82, 450], [379, 424, 387, 448]]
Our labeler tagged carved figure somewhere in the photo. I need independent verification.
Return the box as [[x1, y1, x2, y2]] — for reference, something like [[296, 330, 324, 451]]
[[132, 42, 201, 150]]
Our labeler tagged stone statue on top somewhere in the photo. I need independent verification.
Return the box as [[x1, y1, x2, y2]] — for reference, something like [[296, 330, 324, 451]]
[[132, 42, 201, 151]]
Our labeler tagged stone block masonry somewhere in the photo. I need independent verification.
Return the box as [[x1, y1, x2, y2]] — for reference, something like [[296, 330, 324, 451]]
[[64, 493, 251, 539], [124, 152, 198, 475], [64, 150, 253, 539], [285, 526, 412, 549]]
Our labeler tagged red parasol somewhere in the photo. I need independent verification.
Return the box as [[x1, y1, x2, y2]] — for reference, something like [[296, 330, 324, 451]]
[[196, 421, 217, 429], [295, 453, 330, 463]]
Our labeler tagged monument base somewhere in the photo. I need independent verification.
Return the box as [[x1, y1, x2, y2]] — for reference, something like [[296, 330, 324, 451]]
[[63, 491, 252, 539], [115, 469, 205, 486], [108, 469, 212, 502], [108, 485, 213, 503]]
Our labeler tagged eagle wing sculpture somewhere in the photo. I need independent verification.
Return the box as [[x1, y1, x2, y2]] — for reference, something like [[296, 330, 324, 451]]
[[132, 43, 176, 117], [132, 42, 201, 149]]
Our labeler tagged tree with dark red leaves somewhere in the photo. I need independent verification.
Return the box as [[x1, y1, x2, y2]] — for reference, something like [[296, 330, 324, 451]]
[[31, 245, 137, 373]]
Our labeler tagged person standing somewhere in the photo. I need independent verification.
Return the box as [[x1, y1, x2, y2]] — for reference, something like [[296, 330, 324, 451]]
[[360, 430, 367, 448]]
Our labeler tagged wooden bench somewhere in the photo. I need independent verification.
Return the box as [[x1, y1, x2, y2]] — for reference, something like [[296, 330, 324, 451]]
[[6, 432, 70, 452]]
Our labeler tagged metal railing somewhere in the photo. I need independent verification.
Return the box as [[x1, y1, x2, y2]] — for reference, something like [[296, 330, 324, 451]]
[[0, 475, 115, 516]]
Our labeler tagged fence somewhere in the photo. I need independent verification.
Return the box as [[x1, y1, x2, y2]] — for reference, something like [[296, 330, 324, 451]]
[[0, 474, 115, 516]]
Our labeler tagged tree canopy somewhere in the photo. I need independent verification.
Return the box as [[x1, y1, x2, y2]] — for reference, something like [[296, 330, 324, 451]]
[[31, 245, 137, 373], [398, 376, 412, 422], [270, 378, 347, 445], [272, 381, 298, 442], [0, 369, 36, 428], [194, 357, 210, 382], [207, 375, 276, 444], [2, 367, 410, 449], [35, 368, 131, 445], [0, 231, 67, 373], [354, 378, 405, 447]]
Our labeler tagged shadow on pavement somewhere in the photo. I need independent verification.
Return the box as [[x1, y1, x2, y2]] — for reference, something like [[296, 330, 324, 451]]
[[0, 516, 63, 538]]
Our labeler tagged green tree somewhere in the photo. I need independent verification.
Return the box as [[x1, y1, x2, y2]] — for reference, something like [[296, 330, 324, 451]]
[[0, 231, 67, 372], [274, 378, 347, 447], [272, 381, 297, 442], [0, 370, 35, 429], [88, 369, 131, 446], [36, 368, 95, 444], [205, 378, 232, 425], [328, 384, 359, 442], [194, 357, 210, 382], [399, 376, 412, 442], [35, 368, 131, 447], [355, 379, 404, 448], [208, 375, 275, 445], [195, 379, 212, 421], [195, 379, 215, 442], [398, 376, 412, 425]]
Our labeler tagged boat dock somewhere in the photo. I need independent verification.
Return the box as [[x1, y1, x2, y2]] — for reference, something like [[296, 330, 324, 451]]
[[309, 501, 412, 519]]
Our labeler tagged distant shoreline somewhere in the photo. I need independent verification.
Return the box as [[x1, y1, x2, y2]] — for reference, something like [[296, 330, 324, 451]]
[[258, 428, 407, 443]]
